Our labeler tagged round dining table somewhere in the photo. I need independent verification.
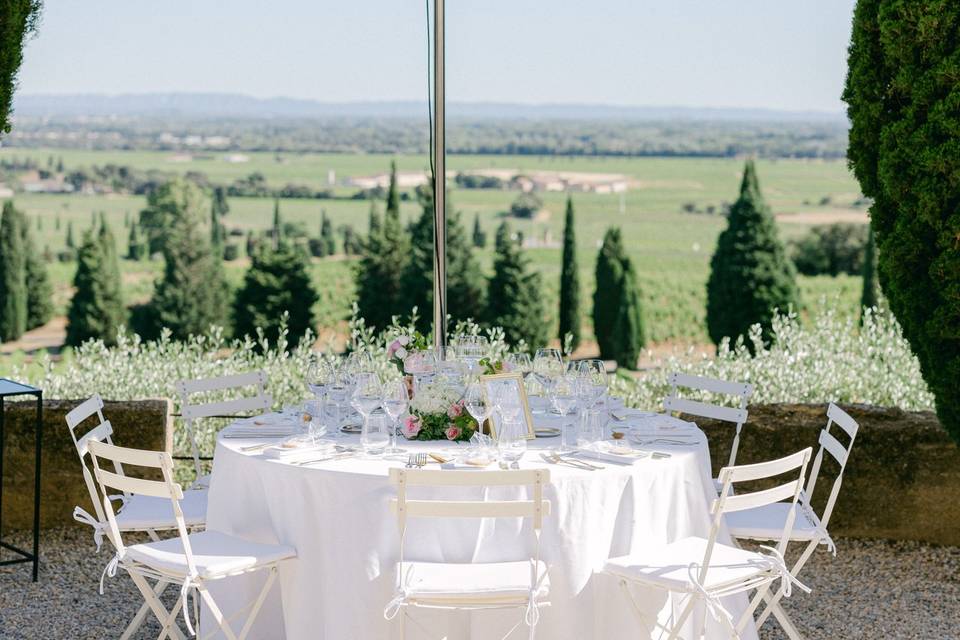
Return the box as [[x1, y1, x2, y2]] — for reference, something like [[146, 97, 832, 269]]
[[202, 411, 758, 640]]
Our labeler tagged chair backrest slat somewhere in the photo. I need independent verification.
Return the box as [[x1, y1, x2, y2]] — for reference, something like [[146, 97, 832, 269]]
[[75, 421, 114, 457], [667, 372, 753, 397], [95, 467, 182, 500], [181, 395, 273, 421], [721, 448, 811, 484], [818, 430, 848, 467], [390, 499, 550, 519], [65, 395, 105, 429], [722, 480, 801, 513], [827, 403, 859, 439], [662, 397, 747, 424]]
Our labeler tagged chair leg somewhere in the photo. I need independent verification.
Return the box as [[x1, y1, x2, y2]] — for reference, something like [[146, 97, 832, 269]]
[[766, 599, 805, 640], [237, 567, 278, 640], [155, 595, 184, 640], [128, 571, 187, 640], [198, 585, 240, 640], [122, 578, 169, 640], [666, 597, 696, 640], [399, 610, 406, 640]]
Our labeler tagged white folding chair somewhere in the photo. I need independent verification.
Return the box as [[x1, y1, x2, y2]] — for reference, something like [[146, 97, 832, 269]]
[[176, 371, 272, 489], [66, 394, 208, 640], [88, 440, 295, 640], [384, 468, 552, 640], [602, 448, 813, 640], [726, 403, 859, 639], [663, 372, 753, 487]]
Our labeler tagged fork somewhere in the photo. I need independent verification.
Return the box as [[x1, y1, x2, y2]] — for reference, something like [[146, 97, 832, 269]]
[[414, 453, 428, 468]]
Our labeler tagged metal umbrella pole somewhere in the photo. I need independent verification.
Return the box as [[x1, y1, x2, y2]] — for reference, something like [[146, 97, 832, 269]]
[[432, 0, 447, 352]]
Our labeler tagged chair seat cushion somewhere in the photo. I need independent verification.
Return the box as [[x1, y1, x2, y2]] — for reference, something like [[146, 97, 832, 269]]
[[115, 489, 207, 531], [725, 501, 823, 543], [401, 560, 549, 604], [603, 536, 774, 593], [126, 530, 295, 579]]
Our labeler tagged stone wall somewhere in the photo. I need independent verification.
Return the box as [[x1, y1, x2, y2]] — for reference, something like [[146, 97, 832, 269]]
[[1, 399, 172, 530], [692, 403, 960, 547]]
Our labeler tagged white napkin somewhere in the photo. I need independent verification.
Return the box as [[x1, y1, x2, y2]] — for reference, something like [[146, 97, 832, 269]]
[[260, 438, 333, 460], [577, 442, 649, 465]]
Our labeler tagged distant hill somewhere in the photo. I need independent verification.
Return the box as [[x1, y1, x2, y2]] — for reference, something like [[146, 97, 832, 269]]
[[13, 92, 846, 123]]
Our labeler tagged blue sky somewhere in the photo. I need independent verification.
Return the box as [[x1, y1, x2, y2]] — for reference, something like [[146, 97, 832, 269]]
[[19, 0, 856, 112]]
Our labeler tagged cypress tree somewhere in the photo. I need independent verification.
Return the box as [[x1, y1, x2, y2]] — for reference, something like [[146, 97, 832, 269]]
[[402, 185, 485, 332], [558, 196, 581, 351], [860, 224, 879, 314], [472, 213, 486, 248], [706, 160, 799, 348], [140, 182, 229, 340], [321, 211, 336, 256], [97, 219, 126, 335], [271, 199, 282, 248], [611, 258, 645, 370], [139, 177, 207, 255], [233, 243, 319, 348], [593, 228, 625, 360], [65, 220, 75, 249], [66, 227, 124, 347], [487, 222, 548, 349], [21, 207, 52, 330], [127, 222, 144, 260], [210, 201, 225, 251], [55, 214, 60, 231], [0, 201, 27, 340], [385, 160, 400, 217], [211, 186, 230, 218]]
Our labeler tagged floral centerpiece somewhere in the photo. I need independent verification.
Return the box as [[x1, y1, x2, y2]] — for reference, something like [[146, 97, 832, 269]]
[[387, 331, 431, 374], [401, 383, 479, 442]]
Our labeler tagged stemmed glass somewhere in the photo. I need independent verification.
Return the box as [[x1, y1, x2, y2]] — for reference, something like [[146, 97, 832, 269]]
[[577, 359, 608, 439], [550, 374, 578, 452], [381, 379, 409, 454], [533, 348, 565, 400], [454, 335, 487, 379], [464, 383, 492, 435], [307, 356, 334, 425], [493, 384, 526, 465], [351, 372, 384, 453], [506, 352, 532, 378]]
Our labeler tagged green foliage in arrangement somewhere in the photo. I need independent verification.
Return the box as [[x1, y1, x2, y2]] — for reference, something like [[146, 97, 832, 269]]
[[0, 0, 40, 135], [844, 0, 960, 442], [403, 185, 486, 334], [137, 181, 229, 341], [860, 225, 879, 315], [487, 222, 548, 349], [558, 196, 581, 351], [233, 243, 318, 348], [354, 163, 408, 331], [706, 160, 799, 348], [66, 225, 125, 347], [592, 226, 644, 368], [791, 223, 868, 277], [0, 201, 27, 340]]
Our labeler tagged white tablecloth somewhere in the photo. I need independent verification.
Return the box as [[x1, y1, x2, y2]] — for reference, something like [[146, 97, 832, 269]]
[[204, 417, 758, 640]]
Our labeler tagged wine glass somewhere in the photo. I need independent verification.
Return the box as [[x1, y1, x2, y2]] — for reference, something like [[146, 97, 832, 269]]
[[464, 383, 492, 434], [550, 374, 578, 452], [577, 359, 608, 435], [381, 379, 409, 454], [307, 357, 334, 426], [351, 372, 383, 453], [533, 348, 564, 398], [437, 346, 465, 387]]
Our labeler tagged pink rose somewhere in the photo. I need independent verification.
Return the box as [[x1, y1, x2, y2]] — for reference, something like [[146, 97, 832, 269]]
[[398, 335, 411, 346], [447, 401, 463, 419], [387, 340, 401, 358], [445, 425, 462, 441], [403, 415, 422, 439]]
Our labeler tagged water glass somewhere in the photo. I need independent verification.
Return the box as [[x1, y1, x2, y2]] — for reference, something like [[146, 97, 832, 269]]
[[550, 375, 578, 451], [351, 372, 382, 450], [361, 411, 391, 455], [533, 348, 564, 395], [464, 383, 492, 433], [497, 418, 527, 464]]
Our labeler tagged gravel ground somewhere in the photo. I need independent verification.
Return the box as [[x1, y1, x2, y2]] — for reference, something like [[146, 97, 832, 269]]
[[2, 528, 958, 639]]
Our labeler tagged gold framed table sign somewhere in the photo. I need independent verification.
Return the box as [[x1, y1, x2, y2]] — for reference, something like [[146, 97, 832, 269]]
[[479, 372, 536, 440]]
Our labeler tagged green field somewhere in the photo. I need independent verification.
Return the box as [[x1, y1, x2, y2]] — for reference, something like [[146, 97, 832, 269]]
[[0, 148, 866, 350]]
